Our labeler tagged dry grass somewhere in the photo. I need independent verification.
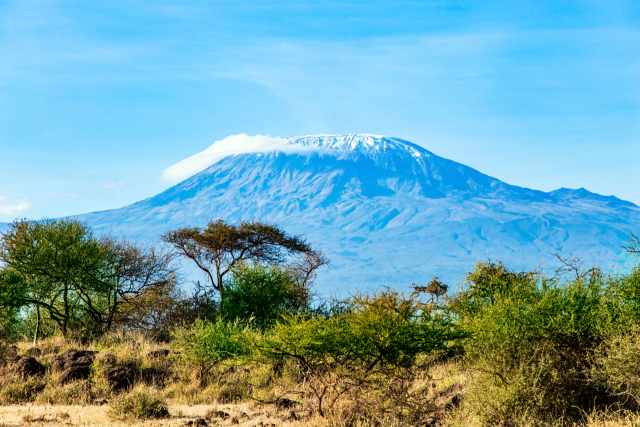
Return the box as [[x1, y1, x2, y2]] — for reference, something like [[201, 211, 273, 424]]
[[3, 403, 640, 427], [0, 402, 327, 427]]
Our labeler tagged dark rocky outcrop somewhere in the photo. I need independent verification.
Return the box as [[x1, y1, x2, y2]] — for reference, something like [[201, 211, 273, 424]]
[[10, 356, 45, 378], [104, 365, 135, 391], [50, 350, 96, 372], [58, 366, 92, 384]]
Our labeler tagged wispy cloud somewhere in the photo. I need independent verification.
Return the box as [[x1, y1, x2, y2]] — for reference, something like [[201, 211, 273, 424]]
[[0, 197, 31, 217], [162, 134, 318, 182]]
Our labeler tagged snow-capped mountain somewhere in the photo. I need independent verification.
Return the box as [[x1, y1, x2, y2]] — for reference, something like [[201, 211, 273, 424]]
[[73, 134, 639, 292]]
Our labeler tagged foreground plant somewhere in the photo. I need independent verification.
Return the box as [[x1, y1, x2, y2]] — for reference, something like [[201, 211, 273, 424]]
[[107, 385, 169, 421], [449, 260, 640, 426], [255, 288, 463, 421], [173, 318, 254, 379]]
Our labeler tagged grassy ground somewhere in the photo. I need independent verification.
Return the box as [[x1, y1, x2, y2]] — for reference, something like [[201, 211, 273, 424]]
[[0, 402, 326, 427], [2, 403, 640, 427]]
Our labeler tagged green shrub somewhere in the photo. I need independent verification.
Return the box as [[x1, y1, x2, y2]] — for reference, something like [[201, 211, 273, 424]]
[[606, 263, 640, 327], [256, 289, 462, 418], [223, 262, 310, 328], [173, 318, 254, 378], [107, 385, 169, 421], [449, 261, 632, 425], [593, 327, 640, 409]]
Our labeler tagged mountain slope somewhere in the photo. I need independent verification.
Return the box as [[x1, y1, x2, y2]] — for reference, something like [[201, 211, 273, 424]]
[[79, 135, 638, 291]]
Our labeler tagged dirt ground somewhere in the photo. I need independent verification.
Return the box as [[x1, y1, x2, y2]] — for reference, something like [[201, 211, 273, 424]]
[[0, 403, 322, 427]]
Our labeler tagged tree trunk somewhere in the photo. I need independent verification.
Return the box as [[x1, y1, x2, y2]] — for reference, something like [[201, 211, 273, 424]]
[[33, 306, 40, 347], [217, 271, 225, 308], [105, 291, 117, 334], [62, 284, 69, 336]]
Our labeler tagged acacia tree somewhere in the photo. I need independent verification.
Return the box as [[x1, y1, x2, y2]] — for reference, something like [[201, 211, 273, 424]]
[[0, 218, 104, 337], [161, 219, 324, 304], [0, 218, 176, 339], [90, 237, 175, 333]]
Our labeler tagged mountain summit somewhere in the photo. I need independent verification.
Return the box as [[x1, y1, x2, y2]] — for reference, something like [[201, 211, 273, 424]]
[[80, 134, 639, 292]]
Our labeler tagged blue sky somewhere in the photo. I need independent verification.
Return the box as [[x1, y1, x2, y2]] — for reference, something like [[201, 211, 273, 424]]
[[0, 0, 639, 221]]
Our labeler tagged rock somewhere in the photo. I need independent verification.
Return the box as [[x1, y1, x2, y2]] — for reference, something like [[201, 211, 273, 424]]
[[58, 366, 92, 384], [50, 350, 96, 372], [205, 410, 230, 420], [10, 356, 45, 378], [104, 365, 135, 391], [274, 397, 299, 409], [148, 349, 170, 358]]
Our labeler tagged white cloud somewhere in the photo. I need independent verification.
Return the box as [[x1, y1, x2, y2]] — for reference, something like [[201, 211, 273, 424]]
[[0, 197, 31, 217], [162, 134, 317, 182]]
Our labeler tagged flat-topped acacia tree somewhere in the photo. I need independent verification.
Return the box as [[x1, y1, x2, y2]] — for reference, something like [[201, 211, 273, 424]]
[[161, 219, 323, 304]]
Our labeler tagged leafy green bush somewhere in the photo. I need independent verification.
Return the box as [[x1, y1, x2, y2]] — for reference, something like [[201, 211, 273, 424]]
[[107, 385, 169, 420], [173, 319, 254, 377], [593, 326, 640, 409], [256, 289, 462, 418], [449, 261, 633, 425], [223, 262, 310, 328]]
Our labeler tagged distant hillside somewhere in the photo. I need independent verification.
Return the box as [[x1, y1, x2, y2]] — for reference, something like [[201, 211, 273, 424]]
[[43, 135, 640, 292]]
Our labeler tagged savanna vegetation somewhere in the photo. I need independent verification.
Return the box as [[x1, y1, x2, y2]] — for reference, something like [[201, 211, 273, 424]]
[[1, 218, 640, 427]]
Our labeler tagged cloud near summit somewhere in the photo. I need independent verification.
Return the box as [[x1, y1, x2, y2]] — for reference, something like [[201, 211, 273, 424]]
[[162, 134, 318, 183], [0, 197, 31, 218]]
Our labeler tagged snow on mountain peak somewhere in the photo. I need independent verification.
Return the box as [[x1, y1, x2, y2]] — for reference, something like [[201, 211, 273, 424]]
[[286, 134, 422, 155], [163, 134, 432, 183]]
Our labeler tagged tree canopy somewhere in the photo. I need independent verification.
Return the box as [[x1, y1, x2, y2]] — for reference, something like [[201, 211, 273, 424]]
[[0, 218, 174, 340], [162, 219, 325, 302]]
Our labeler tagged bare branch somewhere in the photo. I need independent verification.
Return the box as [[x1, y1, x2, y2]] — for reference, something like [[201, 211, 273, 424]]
[[623, 232, 640, 256]]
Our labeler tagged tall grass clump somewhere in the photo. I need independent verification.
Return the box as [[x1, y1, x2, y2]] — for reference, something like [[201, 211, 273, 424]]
[[107, 385, 169, 421]]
